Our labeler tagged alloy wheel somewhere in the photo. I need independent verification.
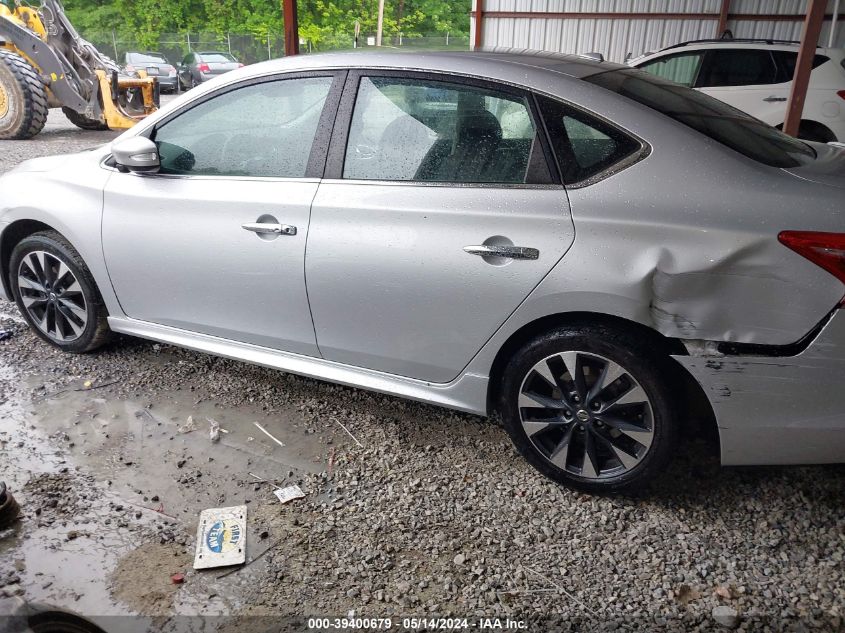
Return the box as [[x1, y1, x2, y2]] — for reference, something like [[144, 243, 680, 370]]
[[518, 351, 654, 479], [17, 250, 88, 342]]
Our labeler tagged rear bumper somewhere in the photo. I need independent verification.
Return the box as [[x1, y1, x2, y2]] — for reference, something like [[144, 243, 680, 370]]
[[675, 310, 845, 466]]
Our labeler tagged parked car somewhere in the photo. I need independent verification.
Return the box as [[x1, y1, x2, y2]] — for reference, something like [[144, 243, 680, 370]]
[[178, 51, 242, 89], [630, 38, 845, 142], [123, 51, 178, 93], [1, 51, 844, 493]]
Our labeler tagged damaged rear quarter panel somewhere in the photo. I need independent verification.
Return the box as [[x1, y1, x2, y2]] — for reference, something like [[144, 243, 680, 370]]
[[547, 136, 843, 346]]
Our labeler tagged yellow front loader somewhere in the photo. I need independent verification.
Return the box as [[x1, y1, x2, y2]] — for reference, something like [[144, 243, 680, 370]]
[[0, 0, 158, 139]]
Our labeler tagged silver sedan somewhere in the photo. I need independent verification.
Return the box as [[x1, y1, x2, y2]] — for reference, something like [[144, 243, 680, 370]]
[[1, 50, 844, 492]]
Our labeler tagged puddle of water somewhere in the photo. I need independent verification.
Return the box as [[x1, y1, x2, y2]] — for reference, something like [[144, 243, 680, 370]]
[[0, 351, 331, 619]]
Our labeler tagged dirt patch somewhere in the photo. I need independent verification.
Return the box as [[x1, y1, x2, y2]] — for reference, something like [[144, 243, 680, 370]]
[[110, 542, 191, 614]]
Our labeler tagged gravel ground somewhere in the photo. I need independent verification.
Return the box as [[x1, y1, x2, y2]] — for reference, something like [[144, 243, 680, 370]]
[[1, 109, 844, 632]]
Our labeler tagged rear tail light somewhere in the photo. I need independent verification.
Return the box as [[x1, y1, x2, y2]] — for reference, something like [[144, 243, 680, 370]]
[[238, 63, 244, 68], [779, 231, 845, 305], [198, 63, 210, 73], [838, 90, 845, 101]]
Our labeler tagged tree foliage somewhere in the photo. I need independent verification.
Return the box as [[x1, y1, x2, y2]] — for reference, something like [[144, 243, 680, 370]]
[[64, 0, 469, 50]]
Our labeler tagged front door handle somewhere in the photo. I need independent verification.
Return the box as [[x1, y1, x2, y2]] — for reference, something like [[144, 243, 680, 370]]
[[763, 96, 787, 102], [463, 245, 539, 260], [242, 222, 297, 236]]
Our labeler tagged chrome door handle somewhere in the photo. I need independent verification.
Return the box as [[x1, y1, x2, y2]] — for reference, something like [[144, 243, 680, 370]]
[[763, 96, 787, 102], [463, 245, 539, 260], [242, 222, 297, 236]]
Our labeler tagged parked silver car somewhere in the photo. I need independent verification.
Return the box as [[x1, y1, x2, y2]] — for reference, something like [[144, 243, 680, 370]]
[[1, 50, 844, 492]]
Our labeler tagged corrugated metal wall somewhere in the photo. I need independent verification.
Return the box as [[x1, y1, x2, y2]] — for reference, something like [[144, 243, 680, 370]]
[[472, 0, 844, 62]]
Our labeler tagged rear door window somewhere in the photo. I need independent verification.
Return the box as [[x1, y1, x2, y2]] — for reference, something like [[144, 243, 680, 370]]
[[697, 49, 778, 87], [636, 52, 705, 87], [342, 75, 552, 184], [771, 51, 831, 83]]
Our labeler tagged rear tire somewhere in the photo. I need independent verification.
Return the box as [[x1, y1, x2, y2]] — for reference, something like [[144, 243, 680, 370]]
[[0, 50, 48, 140], [10, 231, 112, 353], [61, 106, 109, 131], [500, 324, 678, 494]]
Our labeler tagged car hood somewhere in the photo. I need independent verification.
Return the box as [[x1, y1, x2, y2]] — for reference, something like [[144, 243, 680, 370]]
[[783, 142, 845, 190], [5, 146, 108, 175]]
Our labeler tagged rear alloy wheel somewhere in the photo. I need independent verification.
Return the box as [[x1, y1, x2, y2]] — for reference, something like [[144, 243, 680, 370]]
[[501, 325, 676, 493], [10, 231, 112, 353]]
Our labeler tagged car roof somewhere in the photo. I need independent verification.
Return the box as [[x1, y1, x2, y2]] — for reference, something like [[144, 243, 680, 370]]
[[237, 48, 620, 82]]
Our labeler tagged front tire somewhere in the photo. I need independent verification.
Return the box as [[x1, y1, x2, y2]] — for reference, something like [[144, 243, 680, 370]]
[[10, 231, 112, 353], [0, 50, 49, 139], [500, 324, 677, 493]]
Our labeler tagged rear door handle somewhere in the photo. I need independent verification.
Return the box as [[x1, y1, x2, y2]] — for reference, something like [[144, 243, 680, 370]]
[[463, 245, 539, 260], [763, 96, 787, 102], [242, 222, 297, 236]]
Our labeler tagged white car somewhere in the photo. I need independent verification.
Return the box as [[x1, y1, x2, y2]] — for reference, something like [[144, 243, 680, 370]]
[[630, 38, 845, 142]]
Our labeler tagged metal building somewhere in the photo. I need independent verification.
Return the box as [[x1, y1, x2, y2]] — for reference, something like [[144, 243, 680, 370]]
[[471, 0, 845, 63]]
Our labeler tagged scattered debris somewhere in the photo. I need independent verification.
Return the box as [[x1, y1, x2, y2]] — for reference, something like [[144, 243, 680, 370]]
[[33, 378, 122, 402], [714, 584, 734, 600], [177, 416, 197, 434], [170, 573, 185, 584], [0, 329, 13, 342], [0, 482, 21, 529], [193, 505, 247, 570], [331, 417, 363, 448], [253, 422, 285, 448], [273, 485, 305, 505], [208, 418, 221, 442]]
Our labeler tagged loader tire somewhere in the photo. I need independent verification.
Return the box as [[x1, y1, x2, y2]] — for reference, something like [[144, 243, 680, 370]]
[[0, 50, 49, 140], [62, 107, 109, 131]]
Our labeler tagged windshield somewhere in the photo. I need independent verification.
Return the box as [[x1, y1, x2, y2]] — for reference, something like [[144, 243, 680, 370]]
[[200, 53, 237, 63], [129, 53, 168, 64], [584, 68, 816, 168]]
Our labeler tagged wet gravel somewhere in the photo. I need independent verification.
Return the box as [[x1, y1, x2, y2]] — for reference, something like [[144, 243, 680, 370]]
[[1, 116, 845, 631]]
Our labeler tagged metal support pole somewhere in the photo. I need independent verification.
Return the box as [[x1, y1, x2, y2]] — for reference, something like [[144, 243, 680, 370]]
[[473, 0, 484, 50], [227, 32, 232, 54], [376, 0, 385, 46], [111, 29, 119, 60], [187, 32, 192, 53], [783, 0, 827, 137], [283, 0, 299, 56], [716, 0, 731, 37], [830, 0, 841, 48]]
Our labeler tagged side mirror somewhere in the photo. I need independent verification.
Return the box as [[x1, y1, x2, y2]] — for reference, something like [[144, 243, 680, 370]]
[[112, 137, 160, 174]]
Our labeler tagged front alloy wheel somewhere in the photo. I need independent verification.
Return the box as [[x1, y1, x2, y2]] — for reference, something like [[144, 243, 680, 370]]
[[10, 230, 112, 353], [501, 325, 676, 493], [17, 250, 88, 342]]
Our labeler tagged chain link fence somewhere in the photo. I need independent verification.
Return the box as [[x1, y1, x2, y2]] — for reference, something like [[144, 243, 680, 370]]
[[82, 30, 470, 66]]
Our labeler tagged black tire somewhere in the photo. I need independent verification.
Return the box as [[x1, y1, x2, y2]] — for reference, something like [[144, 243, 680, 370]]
[[61, 106, 109, 131], [0, 50, 49, 140], [9, 231, 112, 353], [797, 121, 836, 144], [500, 324, 678, 494]]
